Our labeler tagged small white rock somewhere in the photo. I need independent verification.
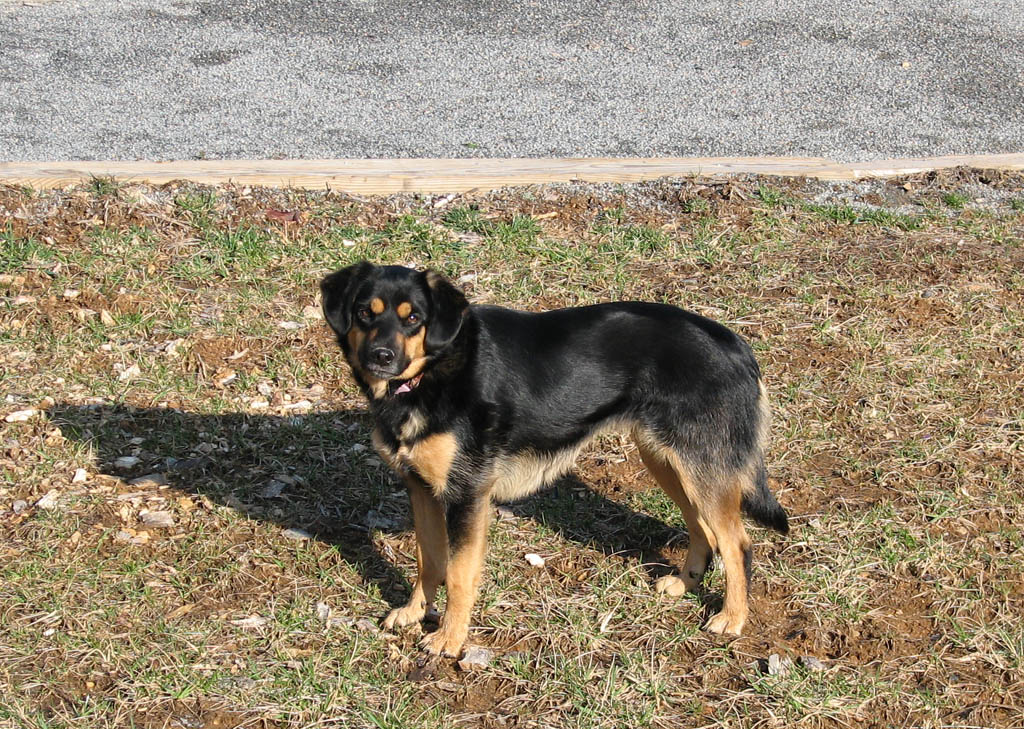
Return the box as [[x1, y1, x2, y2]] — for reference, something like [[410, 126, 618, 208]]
[[302, 305, 324, 320], [458, 646, 494, 670], [525, 553, 546, 567], [139, 510, 175, 528], [114, 456, 141, 470], [278, 320, 303, 330], [230, 615, 269, 630], [163, 339, 185, 356], [315, 602, 331, 622], [118, 364, 142, 382], [63, 289, 81, 300], [72, 468, 89, 483], [768, 653, 794, 677], [5, 409, 38, 423], [130, 473, 168, 488], [354, 618, 378, 633], [12, 499, 28, 514], [35, 490, 61, 510], [800, 655, 827, 672], [282, 527, 312, 541], [13, 295, 36, 306], [260, 480, 286, 498]]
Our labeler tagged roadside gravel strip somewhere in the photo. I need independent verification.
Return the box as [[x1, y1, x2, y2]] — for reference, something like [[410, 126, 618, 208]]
[[1, 0, 1022, 162]]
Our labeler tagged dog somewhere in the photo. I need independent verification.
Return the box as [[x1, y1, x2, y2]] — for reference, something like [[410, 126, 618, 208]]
[[320, 262, 788, 657]]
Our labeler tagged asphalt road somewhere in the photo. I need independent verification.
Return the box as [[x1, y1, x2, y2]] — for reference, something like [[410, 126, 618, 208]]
[[1, 0, 1022, 162]]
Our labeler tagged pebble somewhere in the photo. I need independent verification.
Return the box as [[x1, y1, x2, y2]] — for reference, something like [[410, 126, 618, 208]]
[[230, 615, 269, 630], [260, 480, 287, 498], [282, 527, 312, 541], [139, 510, 175, 528], [525, 553, 546, 567], [35, 490, 61, 510], [114, 456, 140, 470], [5, 409, 38, 423], [72, 468, 89, 483], [768, 653, 794, 676], [12, 499, 28, 514], [130, 473, 168, 488], [458, 646, 495, 670], [800, 655, 828, 672], [117, 364, 142, 382]]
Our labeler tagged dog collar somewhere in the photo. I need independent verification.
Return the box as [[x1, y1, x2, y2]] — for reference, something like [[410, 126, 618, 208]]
[[392, 373, 423, 396]]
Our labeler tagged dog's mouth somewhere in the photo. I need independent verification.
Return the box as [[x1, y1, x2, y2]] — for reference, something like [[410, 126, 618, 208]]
[[365, 363, 404, 380]]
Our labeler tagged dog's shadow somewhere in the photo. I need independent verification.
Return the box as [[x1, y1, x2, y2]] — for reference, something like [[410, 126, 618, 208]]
[[50, 403, 690, 611]]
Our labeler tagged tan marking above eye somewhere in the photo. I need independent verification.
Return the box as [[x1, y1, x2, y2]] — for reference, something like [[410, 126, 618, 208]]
[[397, 301, 412, 318], [370, 297, 386, 314]]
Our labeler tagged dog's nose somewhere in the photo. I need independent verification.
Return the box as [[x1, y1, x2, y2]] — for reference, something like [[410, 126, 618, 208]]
[[372, 347, 395, 366]]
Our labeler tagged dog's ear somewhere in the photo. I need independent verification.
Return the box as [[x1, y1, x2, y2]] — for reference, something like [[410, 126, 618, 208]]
[[423, 269, 469, 352], [321, 261, 375, 336]]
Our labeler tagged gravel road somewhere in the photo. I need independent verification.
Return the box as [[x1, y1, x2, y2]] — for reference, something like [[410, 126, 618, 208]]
[[1, 0, 1022, 162]]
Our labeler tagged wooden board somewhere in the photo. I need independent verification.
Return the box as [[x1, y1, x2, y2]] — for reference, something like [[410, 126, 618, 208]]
[[1, 154, 1022, 193]]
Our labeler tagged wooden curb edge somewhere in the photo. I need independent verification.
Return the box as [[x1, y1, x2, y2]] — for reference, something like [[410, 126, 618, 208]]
[[1, 154, 1022, 194]]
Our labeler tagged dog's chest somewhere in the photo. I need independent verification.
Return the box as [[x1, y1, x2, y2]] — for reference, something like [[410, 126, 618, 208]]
[[372, 408, 457, 496]]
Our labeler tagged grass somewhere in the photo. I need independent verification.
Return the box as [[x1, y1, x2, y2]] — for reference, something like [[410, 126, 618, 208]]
[[1, 171, 1023, 728]]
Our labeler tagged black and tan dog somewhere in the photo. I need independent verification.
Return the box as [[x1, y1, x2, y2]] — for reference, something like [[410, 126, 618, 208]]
[[321, 262, 788, 657]]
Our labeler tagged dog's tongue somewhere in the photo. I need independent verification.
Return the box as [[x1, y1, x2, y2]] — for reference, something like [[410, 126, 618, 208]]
[[394, 373, 423, 395]]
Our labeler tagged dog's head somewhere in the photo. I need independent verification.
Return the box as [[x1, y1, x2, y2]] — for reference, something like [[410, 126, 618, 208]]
[[320, 262, 469, 391]]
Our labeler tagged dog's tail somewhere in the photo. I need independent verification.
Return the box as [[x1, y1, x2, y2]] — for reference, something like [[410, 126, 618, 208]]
[[741, 458, 789, 534]]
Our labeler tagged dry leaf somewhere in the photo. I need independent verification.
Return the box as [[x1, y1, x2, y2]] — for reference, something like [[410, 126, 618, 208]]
[[166, 603, 195, 620], [266, 209, 300, 223]]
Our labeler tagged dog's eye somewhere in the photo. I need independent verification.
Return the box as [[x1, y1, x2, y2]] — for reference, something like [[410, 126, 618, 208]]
[[406, 313, 421, 325], [356, 307, 372, 322]]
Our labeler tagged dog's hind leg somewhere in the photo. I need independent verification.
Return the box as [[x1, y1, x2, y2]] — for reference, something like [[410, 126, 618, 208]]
[[697, 482, 753, 635], [384, 475, 448, 630], [637, 433, 753, 635], [635, 437, 716, 596]]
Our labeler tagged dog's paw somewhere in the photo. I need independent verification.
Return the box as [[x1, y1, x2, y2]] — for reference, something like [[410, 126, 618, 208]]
[[383, 604, 426, 630], [654, 574, 691, 597], [705, 610, 745, 636], [419, 625, 467, 658]]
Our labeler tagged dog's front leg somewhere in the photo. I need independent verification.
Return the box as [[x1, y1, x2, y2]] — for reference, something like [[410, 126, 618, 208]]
[[419, 497, 491, 657], [384, 475, 448, 630]]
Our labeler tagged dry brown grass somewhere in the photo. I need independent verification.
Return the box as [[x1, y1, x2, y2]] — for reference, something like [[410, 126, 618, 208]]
[[1, 169, 1022, 728]]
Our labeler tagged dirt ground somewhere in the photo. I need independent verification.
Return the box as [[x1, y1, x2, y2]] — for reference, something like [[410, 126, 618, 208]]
[[1, 168, 1022, 728]]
